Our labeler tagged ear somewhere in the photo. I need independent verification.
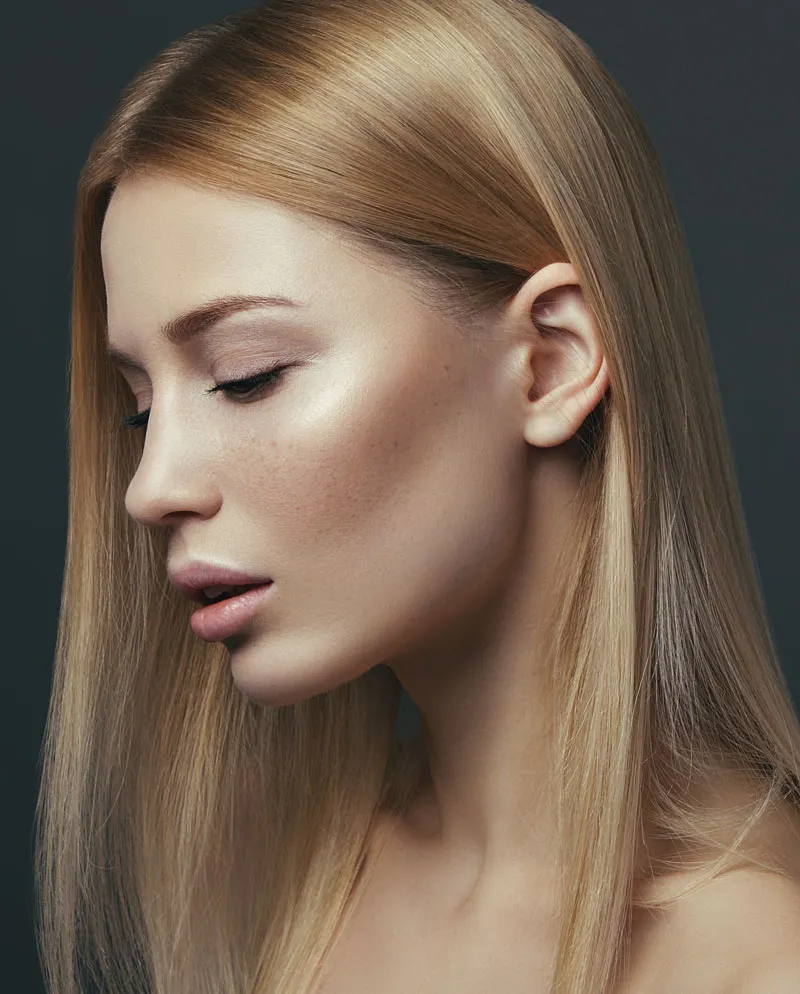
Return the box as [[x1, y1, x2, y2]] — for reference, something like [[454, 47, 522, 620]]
[[505, 262, 610, 449]]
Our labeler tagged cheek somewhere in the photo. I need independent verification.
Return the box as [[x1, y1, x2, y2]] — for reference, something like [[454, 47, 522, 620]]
[[236, 357, 525, 652]]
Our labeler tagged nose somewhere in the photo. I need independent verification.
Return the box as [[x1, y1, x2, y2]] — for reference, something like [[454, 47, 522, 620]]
[[123, 428, 221, 528]]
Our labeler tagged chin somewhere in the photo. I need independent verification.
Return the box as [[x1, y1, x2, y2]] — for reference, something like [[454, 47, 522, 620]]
[[227, 652, 363, 708]]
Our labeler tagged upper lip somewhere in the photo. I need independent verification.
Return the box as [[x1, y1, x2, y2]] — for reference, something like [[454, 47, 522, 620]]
[[168, 562, 273, 604]]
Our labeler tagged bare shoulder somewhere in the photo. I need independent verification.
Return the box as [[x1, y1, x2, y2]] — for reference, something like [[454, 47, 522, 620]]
[[623, 867, 800, 994], [733, 946, 800, 994], [723, 871, 800, 993]]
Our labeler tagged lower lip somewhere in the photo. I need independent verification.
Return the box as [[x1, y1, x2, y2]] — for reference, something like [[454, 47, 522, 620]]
[[190, 582, 274, 642]]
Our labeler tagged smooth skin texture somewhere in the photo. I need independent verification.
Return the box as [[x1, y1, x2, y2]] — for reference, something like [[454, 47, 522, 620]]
[[101, 174, 800, 993]]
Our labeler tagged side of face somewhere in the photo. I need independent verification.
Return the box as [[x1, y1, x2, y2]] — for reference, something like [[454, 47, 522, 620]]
[[100, 173, 541, 705]]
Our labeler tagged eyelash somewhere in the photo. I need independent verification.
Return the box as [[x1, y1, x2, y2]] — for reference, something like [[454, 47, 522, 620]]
[[120, 364, 292, 431]]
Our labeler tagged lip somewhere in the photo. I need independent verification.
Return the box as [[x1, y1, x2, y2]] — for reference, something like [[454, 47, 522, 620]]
[[169, 561, 273, 604], [189, 581, 274, 642]]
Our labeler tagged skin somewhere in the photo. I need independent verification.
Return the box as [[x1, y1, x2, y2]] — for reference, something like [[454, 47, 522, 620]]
[[101, 173, 800, 992]]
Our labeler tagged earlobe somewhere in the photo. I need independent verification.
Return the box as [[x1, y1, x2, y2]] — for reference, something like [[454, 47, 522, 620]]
[[522, 353, 610, 449]]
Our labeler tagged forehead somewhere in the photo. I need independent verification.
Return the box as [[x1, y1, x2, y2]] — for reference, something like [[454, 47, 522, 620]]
[[100, 175, 345, 298], [99, 175, 451, 363]]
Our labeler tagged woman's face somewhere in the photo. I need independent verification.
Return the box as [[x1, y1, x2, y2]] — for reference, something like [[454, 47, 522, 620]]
[[101, 173, 531, 705]]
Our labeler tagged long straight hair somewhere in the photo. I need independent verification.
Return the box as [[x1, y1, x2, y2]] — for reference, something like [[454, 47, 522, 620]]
[[35, 1, 800, 992]]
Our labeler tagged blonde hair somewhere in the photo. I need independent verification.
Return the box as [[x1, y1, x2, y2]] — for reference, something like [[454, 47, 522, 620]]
[[35, 1, 800, 992]]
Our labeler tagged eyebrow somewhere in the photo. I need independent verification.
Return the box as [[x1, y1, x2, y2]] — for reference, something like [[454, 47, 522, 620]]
[[105, 293, 302, 370]]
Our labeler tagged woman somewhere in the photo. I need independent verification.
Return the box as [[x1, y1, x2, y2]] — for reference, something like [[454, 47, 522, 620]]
[[35, 1, 800, 992]]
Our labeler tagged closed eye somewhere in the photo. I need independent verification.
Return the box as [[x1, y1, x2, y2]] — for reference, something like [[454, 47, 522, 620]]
[[120, 363, 293, 431]]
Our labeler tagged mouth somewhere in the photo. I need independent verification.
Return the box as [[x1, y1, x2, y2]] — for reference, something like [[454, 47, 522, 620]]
[[189, 581, 275, 643], [200, 583, 265, 606]]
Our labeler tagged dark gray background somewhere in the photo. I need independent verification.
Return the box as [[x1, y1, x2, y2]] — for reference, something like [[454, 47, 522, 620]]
[[3, 1, 798, 990]]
